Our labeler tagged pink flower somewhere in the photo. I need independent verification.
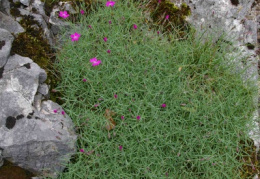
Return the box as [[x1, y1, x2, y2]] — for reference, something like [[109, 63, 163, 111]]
[[158, 0, 161, 3], [136, 116, 141, 120], [119, 145, 123, 151], [59, 11, 69, 19], [80, 10, 85, 14], [107, 49, 111, 53], [121, 116, 125, 120], [88, 25, 92, 29], [114, 94, 118, 98], [106, 1, 115, 7], [89, 57, 102, 66], [103, 37, 108, 42], [53, 109, 58, 113], [133, 24, 137, 29], [82, 78, 87, 82], [157, 31, 160, 34], [94, 103, 100, 107], [109, 20, 112, 24], [61, 111, 65, 115], [161, 103, 166, 108], [70, 32, 81, 41], [165, 15, 170, 20], [79, 149, 85, 153]]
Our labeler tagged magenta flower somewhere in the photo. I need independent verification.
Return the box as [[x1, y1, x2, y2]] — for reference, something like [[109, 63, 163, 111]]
[[103, 37, 108, 42], [114, 94, 118, 98], [82, 78, 87, 82], [157, 31, 160, 34], [53, 109, 58, 113], [70, 32, 81, 41], [94, 103, 100, 107], [119, 145, 123, 151], [158, 0, 161, 3], [79, 149, 85, 153], [61, 111, 65, 115], [109, 20, 112, 24], [165, 15, 170, 20], [136, 115, 141, 120], [133, 24, 137, 29], [89, 57, 101, 66], [88, 25, 92, 29], [107, 49, 111, 53], [161, 103, 166, 108], [59, 11, 69, 19], [106, 1, 115, 7], [80, 10, 85, 14], [121, 116, 125, 120]]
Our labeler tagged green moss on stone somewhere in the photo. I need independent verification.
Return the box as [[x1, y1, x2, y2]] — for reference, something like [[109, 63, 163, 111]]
[[147, 0, 191, 35], [9, 0, 62, 103]]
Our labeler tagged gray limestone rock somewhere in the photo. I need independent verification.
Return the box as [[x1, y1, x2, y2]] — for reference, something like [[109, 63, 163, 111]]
[[0, 28, 14, 69], [31, 0, 46, 16], [37, 83, 49, 96], [0, 54, 45, 127], [0, 54, 77, 178], [0, 0, 10, 15], [0, 11, 25, 35], [13, 0, 31, 6], [0, 100, 77, 178]]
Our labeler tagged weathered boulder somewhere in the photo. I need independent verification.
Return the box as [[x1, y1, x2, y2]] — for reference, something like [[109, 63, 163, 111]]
[[0, 54, 77, 177], [0, 28, 14, 69], [13, 0, 31, 6], [0, 11, 25, 35], [0, 100, 76, 178], [0, 0, 10, 15]]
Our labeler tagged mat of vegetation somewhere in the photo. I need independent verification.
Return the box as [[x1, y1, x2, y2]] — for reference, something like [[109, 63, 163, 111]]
[[53, 1, 256, 178]]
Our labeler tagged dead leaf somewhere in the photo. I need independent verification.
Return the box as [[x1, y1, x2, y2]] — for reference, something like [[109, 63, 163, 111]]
[[104, 109, 116, 131], [178, 67, 182, 72]]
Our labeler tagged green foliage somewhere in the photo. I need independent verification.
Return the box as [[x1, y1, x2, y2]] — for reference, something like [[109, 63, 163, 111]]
[[51, 0, 258, 178]]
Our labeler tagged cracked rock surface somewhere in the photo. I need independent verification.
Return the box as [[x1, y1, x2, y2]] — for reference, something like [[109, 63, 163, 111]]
[[0, 51, 77, 178]]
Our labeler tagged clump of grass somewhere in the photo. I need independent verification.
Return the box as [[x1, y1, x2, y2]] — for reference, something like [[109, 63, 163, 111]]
[[53, 0, 257, 178]]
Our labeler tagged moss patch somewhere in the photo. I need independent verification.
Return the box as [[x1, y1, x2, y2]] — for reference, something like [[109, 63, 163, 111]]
[[9, 0, 62, 103], [239, 138, 260, 178], [146, 0, 191, 36], [0, 160, 35, 179]]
